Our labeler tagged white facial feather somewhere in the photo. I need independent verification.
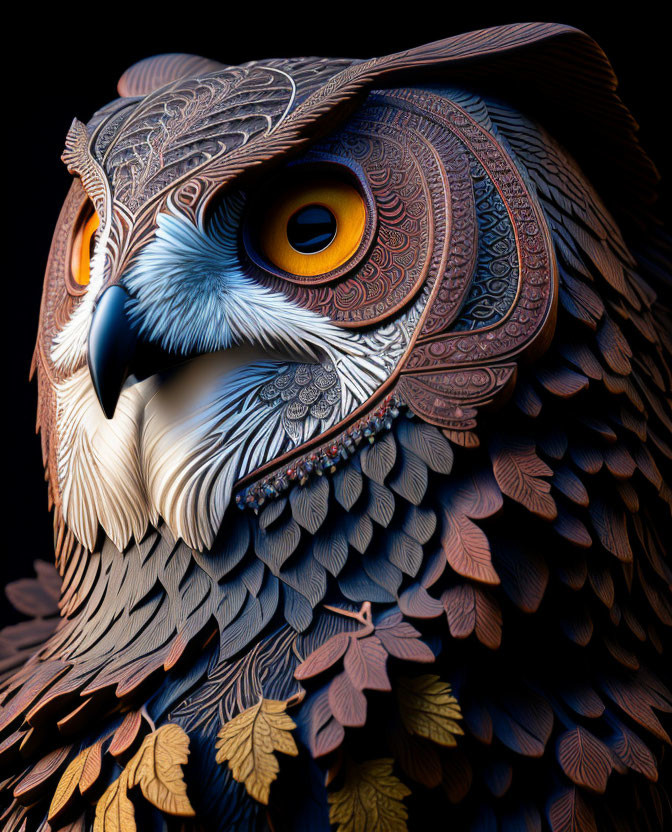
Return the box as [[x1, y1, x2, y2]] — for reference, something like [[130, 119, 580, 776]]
[[123, 194, 371, 362], [56, 368, 157, 551]]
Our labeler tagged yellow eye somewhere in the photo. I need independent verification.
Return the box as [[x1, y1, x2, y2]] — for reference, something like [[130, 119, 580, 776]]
[[258, 178, 366, 278], [70, 204, 99, 287]]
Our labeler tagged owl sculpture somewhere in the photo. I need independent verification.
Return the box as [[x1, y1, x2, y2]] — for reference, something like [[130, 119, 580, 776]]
[[1, 21, 671, 832]]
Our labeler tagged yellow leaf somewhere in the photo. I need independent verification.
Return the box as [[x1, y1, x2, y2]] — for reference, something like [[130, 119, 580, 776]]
[[215, 697, 299, 804], [397, 675, 463, 746], [94, 771, 135, 832], [49, 742, 102, 821], [328, 758, 411, 832], [126, 724, 195, 817]]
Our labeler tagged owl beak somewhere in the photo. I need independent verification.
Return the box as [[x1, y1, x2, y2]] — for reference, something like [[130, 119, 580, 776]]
[[88, 286, 188, 418], [87, 286, 138, 418]]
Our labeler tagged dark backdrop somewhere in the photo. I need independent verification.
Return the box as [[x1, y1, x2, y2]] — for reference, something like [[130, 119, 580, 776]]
[[3, 6, 668, 624]]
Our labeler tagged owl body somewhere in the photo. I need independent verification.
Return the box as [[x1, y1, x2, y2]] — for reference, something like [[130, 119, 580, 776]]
[[1, 23, 671, 832]]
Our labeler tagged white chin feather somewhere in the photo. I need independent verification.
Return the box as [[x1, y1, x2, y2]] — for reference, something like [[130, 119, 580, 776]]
[[56, 368, 158, 551]]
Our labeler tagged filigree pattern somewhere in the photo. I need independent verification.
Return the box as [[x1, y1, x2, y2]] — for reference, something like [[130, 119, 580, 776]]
[[258, 361, 341, 443], [453, 159, 518, 330]]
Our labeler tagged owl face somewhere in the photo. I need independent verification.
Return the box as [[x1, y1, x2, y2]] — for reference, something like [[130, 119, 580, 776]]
[[35, 52, 556, 554]]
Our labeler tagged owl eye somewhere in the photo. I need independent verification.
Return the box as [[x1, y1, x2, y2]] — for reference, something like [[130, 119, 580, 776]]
[[254, 175, 366, 278], [70, 201, 99, 288]]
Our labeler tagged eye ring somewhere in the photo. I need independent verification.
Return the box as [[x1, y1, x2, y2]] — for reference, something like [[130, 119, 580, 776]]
[[242, 162, 377, 284]]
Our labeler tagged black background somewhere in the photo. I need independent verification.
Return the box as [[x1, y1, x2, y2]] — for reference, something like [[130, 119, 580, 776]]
[[3, 6, 668, 624]]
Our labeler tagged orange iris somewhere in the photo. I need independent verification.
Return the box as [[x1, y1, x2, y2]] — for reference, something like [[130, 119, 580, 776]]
[[71, 207, 99, 286], [258, 178, 365, 277]]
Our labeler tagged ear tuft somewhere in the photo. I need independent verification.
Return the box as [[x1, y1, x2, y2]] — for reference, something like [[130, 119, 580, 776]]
[[118, 53, 226, 97]]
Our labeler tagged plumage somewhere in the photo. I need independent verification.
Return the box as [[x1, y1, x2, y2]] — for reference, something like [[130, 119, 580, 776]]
[[1, 20, 671, 832]]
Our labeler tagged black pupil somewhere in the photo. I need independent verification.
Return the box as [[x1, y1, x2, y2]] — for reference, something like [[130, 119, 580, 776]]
[[287, 204, 337, 254]]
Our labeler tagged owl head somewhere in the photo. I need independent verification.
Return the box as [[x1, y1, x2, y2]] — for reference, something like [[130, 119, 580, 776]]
[[33, 24, 642, 556]]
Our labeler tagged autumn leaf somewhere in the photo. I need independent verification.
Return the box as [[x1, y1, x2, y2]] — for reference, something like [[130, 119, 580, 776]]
[[295, 632, 350, 680], [215, 698, 299, 804], [94, 771, 135, 832], [328, 758, 411, 832], [49, 742, 102, 821], [397, 675, 463, 747], [93, 725, 195, 831], [374, 613, 435, 662], [126, 724, 195, 817]]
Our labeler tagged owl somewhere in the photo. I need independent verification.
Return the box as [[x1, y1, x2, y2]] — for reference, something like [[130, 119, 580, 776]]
[[1, 21, 671, 832]]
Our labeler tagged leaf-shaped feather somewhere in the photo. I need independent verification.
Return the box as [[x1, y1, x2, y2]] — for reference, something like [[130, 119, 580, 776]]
[[396, 675, 463, 746], [491, 689, 553, 757], [396, 419, 454, 474], [374, 615, 435, 662], [441, 510, 500, 585], [295, 632, 350, 681], [537, 366, 589, 398], [360, 432, 396, 484], [389, 729, 442, 788], [289, 475, 329, 533], [438, 471, 502, 585], [49, 742, 102, 821], [556, 726, 614, 793], [607, 720, 658, 781], [329, 671, 368, 727], [215, 698, 299, 804], [94, 771, 135, 832], [553, 466, 589, 507], [109, 711, 143, 757], [442, 750, 474, 804], [333, 464, 363, 510], [402, 505, 437, 544], [343, 636, 391, 692], [328, 758, 411, 832], [442, 584, 502, 649], [125, 725, 195, 817], [596, 315, 632, 375], [366, 480, 396, 527], [491, 437, 557, 520], [558, 270, 604, 329], [258, 496, 288, 530], [302, 686, 346, 759], [388, 447, 428, 505], [547, 785, 597, 832], [589, 499, 633, 562], [80, 741, 104, 795], [495, 544, 549, 612]]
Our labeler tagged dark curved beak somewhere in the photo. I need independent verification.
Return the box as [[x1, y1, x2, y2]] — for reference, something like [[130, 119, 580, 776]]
[[88, 286, 189, 419], [87, 286, 138, 419]]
